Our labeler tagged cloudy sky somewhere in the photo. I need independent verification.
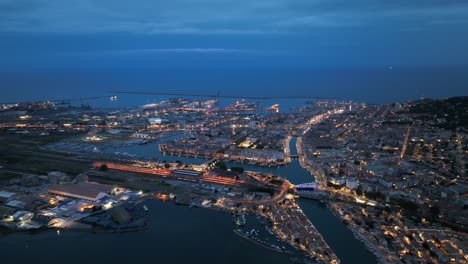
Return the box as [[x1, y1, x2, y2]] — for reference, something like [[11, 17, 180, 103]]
[[1, 0, 468, 70]]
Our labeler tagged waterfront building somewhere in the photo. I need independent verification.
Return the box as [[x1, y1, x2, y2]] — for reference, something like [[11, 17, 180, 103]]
[[48, 182, 115, 201]]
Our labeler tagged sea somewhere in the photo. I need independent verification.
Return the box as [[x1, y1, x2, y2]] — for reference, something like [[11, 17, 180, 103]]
[[1, 67, 467, 104]]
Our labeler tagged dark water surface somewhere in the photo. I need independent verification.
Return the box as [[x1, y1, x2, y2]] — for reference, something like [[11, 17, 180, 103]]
[[1, 201, 291, 264], [2, 67, 467, 104]]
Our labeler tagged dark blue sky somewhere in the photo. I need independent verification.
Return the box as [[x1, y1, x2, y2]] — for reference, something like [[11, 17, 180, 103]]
[[0, 1, 467, 103], [1, 0, 468, 70]]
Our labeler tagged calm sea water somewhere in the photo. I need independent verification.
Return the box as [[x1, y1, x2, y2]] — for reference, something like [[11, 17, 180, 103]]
[[1, 67, 467, 104]]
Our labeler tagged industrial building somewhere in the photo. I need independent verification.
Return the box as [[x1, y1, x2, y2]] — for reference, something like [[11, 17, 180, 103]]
[[48, 182, 115, 201], [0, 190, 16, 203]]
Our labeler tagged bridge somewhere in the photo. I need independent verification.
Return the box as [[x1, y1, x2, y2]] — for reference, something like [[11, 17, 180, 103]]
[[293, 182, 330, 200], [294, 182, 318, 190]]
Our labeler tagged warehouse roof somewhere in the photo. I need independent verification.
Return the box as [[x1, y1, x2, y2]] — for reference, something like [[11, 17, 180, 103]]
[[49, 182, 112, 201]]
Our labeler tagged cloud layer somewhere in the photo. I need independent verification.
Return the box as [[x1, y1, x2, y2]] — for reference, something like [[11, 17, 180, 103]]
[[1, 0, 468, 34], [1, 0, 467, 68]]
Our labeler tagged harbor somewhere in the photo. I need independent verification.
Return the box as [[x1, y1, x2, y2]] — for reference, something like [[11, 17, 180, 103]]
[[1, 127, 377, 264]]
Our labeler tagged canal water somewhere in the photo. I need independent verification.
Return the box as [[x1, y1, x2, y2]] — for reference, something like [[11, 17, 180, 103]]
[[1, 137, 376, 264]]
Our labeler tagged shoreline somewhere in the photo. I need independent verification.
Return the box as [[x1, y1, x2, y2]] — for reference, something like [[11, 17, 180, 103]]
[[0, 218, 151, 237]]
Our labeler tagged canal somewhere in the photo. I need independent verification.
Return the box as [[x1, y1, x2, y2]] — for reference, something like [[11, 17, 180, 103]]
[[107, 135, 377, 263], [1, 136, 376, 264]]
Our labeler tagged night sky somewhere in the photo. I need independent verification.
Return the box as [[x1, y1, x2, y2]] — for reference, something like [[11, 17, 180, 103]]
[[0, 0, 467, 102]]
